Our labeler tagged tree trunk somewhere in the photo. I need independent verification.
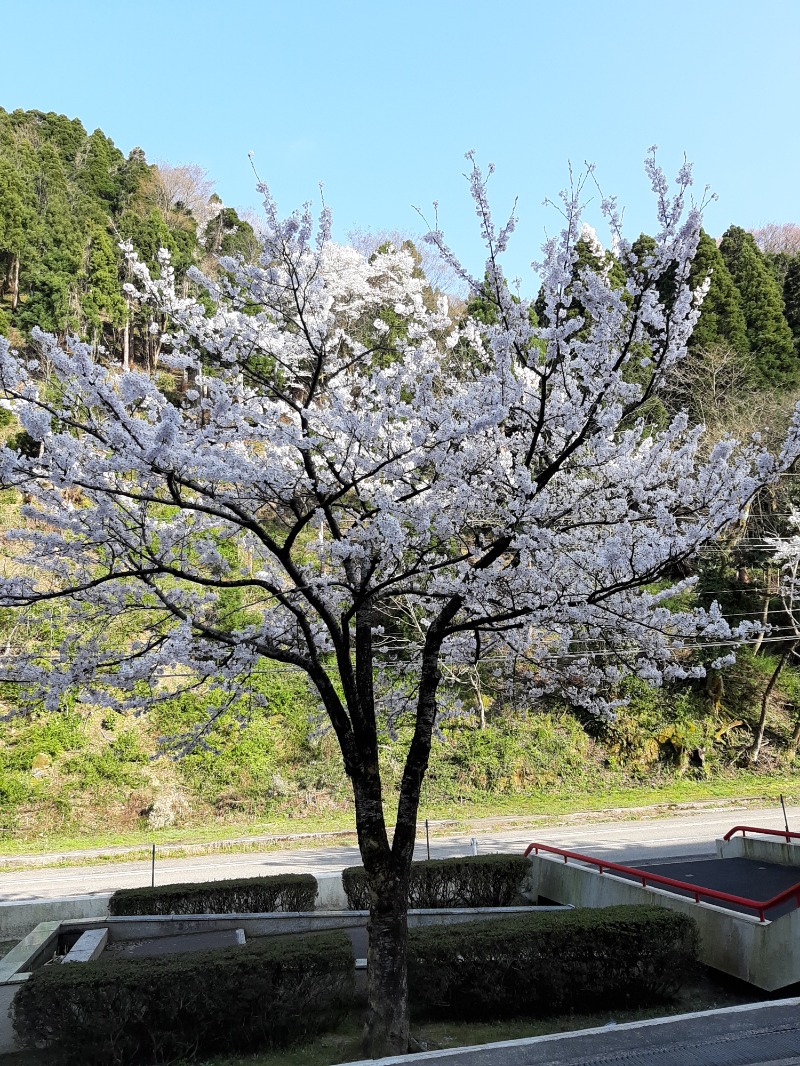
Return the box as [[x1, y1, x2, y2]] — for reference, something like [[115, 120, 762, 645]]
[[122, 321, 130, 371], [341, 603, 454, 1058], [350, 756, 411, 1059], [363, 871, 410, 1058], [751, 642, 795, 763], [10, 253, 19, 311], [122, 298, 130, 371], [752, 575, 772, 656], [790, 714, 800, 755]]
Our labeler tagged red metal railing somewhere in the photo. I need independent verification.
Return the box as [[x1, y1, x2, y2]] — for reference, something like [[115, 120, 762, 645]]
[[723, 825, 800, 843], [523, 839, 800, 922]]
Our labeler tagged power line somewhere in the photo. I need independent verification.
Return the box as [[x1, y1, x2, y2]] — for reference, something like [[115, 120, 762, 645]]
[[3, 630, 799, 676]]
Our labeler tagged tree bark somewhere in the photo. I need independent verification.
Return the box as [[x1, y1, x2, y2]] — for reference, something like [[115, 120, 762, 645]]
[[359, 615, 456, 1056], [351, 760, 412, 1059], [122, 298, 130, 372], [363, 869, 410, 1058], [350, 636, 447, 1056]]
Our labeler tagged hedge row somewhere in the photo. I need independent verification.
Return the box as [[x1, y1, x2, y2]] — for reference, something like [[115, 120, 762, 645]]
[[342, 854, 530, 909], [12, 929, 353, 1065], [108, 873, 317, 915], [408, 905, 698, 1018]]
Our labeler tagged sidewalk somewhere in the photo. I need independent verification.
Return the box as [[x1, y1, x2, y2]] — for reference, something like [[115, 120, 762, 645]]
[[340, 999, 800, 1066]]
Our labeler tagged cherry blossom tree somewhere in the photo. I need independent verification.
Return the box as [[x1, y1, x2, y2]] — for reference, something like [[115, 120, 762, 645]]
[[2, 152, 800, 1056]]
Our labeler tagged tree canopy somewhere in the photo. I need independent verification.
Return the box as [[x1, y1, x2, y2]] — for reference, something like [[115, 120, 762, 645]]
[[2, 152, 800, 1055]]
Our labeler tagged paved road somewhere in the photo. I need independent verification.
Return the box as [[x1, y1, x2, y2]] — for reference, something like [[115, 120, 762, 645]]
[[2, 803, 798, 902], [341, 999, 800, 1066]]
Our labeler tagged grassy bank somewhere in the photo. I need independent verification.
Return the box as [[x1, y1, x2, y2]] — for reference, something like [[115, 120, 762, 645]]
[[2, 773, 799, 860]]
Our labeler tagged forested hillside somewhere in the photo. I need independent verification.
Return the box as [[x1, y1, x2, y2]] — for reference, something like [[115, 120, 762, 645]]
[[0, 107, 257, 366], [3, 108, 800, 844]]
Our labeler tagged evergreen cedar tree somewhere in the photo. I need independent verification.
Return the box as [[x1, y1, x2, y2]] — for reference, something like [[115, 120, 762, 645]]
[[0, 108, 255, 357], [3, 151, 800, 1056], [719, 225, 796, 387], [687, 230, 749, 358], [782, 258, 800, 358]]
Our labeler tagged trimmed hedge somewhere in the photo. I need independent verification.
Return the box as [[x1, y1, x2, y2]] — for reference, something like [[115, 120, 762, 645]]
[[13, 929, 353, 1065], [342, 854, 530, 910], [108, 872, 317, 915], [408, 905, 698, 1018]]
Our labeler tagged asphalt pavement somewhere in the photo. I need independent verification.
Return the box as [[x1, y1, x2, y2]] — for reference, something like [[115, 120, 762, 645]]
[[2, 802, 798, 901]]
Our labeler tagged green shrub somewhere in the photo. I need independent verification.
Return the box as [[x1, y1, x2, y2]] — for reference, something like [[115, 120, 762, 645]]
[[12, 929, 353, 1065], [2, 710, 86, 771], [5, 428, 40, 457], [408, 905, 698, 1019], [0, 769, 37, 808], [109, 873, 317, 916], [108, 729, 148, 763], [342, 854, 530, 910], [61, 749, 146, 788], [417, 712, 597, 800]]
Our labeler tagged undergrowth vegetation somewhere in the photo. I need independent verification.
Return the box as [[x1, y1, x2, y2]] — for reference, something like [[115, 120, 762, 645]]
[[1, 642, 799, 842]]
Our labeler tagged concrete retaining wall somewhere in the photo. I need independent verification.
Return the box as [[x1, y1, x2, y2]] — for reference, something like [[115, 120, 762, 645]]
[[0, 921, 60, 985], [57, 905, 561, 943], [0, 893, 112, 939], [717, 834, 800, 867], [529, 854, 800, 990], [0, 873, 348, 941], [0, 985, 17, 1056]]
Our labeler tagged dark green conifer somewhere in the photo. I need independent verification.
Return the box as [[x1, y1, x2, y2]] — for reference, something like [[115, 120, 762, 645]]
[[688, 230, 749, 356], [719, 225, 796, 385], [783, 257, 800, 356]]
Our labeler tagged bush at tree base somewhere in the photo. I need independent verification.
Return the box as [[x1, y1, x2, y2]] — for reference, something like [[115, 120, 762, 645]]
[[342, 854, 530, 909], [12, 929, 353, 1065], [407, 905, 698, 1018], [108, 872, 317, 915]]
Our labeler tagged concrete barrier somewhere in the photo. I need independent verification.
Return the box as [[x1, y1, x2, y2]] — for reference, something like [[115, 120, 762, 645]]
[[0, 893, 111, 939], [316, 871, 348, 909], [717, 833, 800, 867], [61, 927, 108, 963]]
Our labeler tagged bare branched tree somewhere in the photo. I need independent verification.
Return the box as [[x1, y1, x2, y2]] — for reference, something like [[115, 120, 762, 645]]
[[151, 163, 220, 233], [749, 222, 800, 257]]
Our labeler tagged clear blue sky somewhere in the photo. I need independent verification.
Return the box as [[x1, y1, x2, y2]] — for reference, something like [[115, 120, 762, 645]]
[[2, 0, 798, 286]]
